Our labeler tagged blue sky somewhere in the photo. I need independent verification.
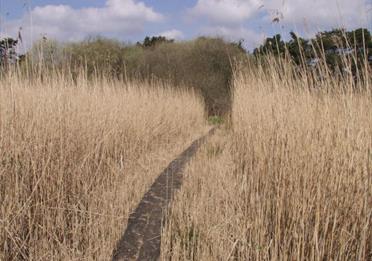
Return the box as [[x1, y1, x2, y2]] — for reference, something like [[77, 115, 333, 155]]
[[1, 0, 371, 50]]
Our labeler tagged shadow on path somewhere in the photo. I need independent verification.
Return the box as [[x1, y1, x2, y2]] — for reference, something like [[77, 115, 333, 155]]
[[112, 127, 216, 261]]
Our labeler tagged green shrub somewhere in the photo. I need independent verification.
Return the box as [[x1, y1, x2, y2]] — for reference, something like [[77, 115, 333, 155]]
[[65, 37, 126, 77]]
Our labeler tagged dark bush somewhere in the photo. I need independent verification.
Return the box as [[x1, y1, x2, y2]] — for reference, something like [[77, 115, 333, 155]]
[[134, 37, 246, 115]]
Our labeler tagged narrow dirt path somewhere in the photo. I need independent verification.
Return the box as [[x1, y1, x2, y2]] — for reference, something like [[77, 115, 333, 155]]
[[112, 127, 216, 261]]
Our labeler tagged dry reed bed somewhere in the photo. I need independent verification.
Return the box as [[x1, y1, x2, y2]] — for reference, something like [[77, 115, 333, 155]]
[[161, 68, 371, 260], [0, 75, 206, 260]]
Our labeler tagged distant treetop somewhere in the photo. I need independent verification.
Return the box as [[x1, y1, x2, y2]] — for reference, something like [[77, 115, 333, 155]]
[[137, 36, 174, 48]]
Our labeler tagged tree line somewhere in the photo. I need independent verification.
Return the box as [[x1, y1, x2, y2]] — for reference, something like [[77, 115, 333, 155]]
[[254, 28, 372, 73]]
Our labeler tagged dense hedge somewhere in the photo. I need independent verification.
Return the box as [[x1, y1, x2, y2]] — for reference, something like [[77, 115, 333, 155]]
[[27, 37, 246, 115]]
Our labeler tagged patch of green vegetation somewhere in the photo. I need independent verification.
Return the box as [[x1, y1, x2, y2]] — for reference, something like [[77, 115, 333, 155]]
[[208, 115, 223, 125]]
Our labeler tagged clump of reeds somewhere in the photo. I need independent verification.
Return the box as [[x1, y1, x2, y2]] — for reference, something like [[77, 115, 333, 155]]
[[161, 51, 371, 260], [0, 71, 206, 260]]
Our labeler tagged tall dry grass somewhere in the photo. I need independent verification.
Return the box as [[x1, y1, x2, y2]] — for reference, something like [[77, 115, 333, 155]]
[[0, 72, 206, 260], [161, 62, 371, 260]]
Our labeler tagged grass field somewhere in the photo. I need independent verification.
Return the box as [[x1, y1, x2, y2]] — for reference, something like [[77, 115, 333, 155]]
[[0, 73, 206, 260], [1, 60, 371, 260]]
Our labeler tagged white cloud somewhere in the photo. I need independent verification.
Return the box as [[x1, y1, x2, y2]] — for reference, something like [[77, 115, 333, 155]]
[[190, 0, 370, 30], [261, 0, 370, 29], [189, 0, 262, 25], [2, 0, 163, 46], [188, 0, 265, 49], [159, 29, 184, 40], [200, 25, 264, 49], [188, 0, 371, 49]]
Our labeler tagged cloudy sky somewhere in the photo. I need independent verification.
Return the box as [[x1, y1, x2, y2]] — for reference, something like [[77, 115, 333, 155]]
[[1, 0, 371, 50]]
